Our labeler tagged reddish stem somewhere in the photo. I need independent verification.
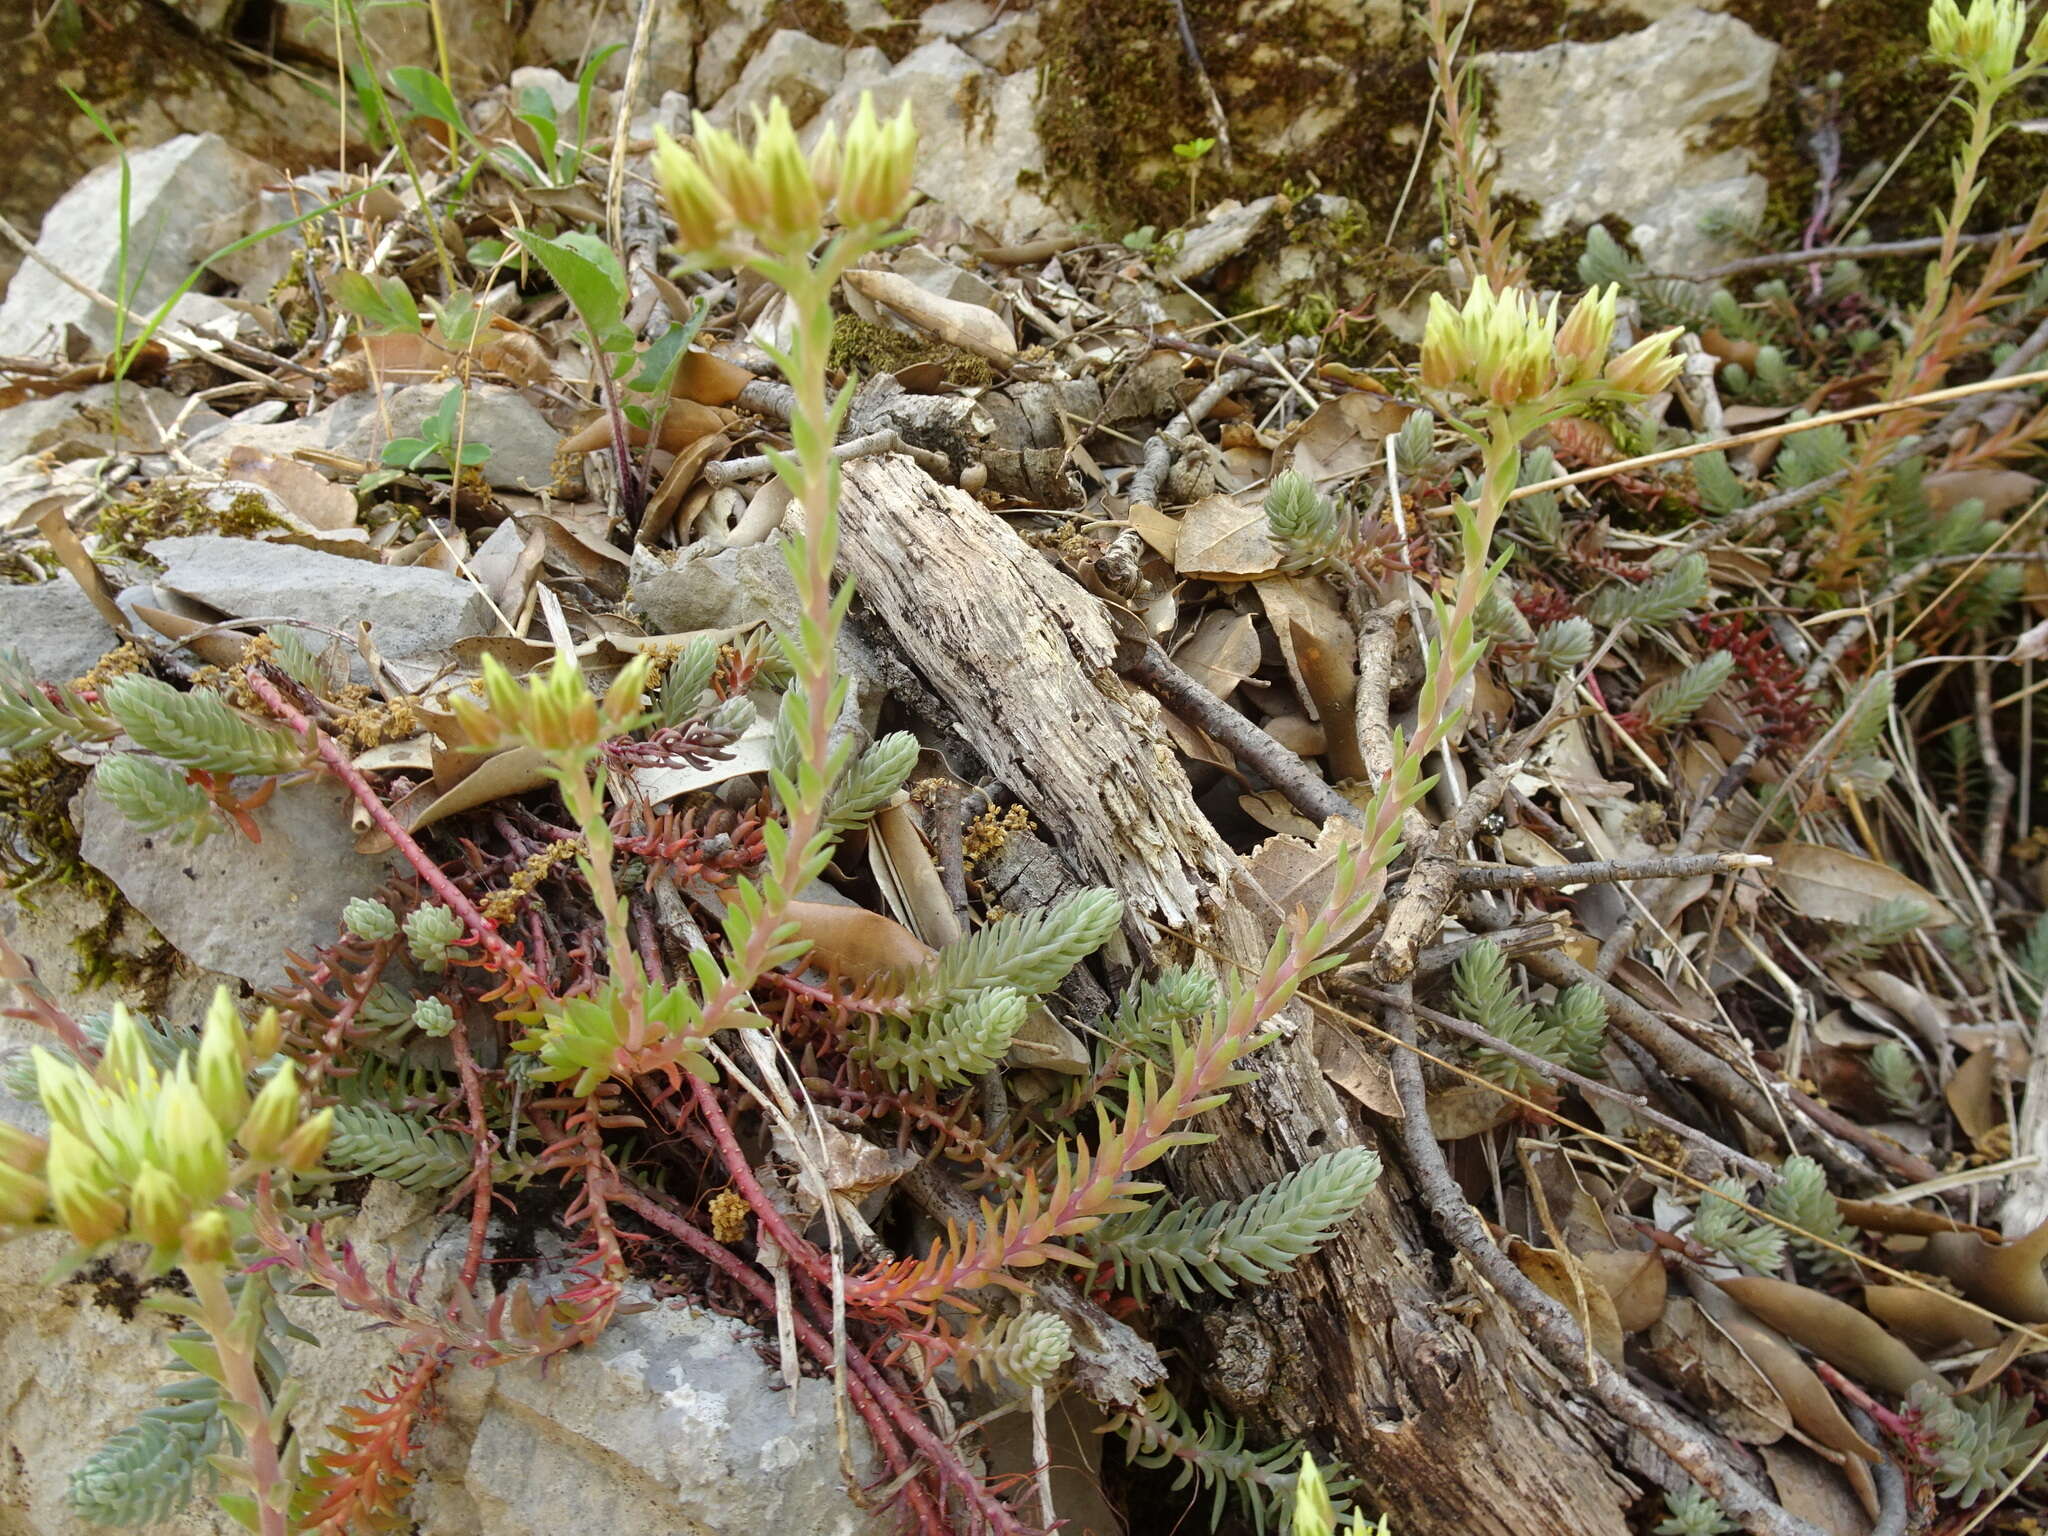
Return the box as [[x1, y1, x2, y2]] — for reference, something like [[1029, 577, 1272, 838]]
[[447, 1020, 497, 1292], [244, 668, 538, 989], [609, 1180, 1013, 1536]]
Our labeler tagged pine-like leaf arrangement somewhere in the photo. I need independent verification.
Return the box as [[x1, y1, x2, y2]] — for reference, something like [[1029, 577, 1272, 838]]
[[0, 646, 109, 752], [1107, 1386, 1341, 1536], [326, 1103, 474, 1192], [824, 730, 919, 834], [67, 1376, 222, 1526], [1086, 1146, 1382, 1305], [1586, 554, 1709, 627], [957, 1310, 1074, 1394], [1531, 617, 1594, 677], [1693, 1177, 1785, 1273], [907, 888, 1125, 1009], [1910, 1380, 2048, 1506], [1543, 984, 1608, 1076], [1100, 965, 1220, 1058], [1265, 470, 1350, 569], [100, 676, 303, 776], [1633, 651, 1735, 733], [865, 987, 1028, 1089], [1453, 940, 1564, 1090], [1869, 1039, 1928, 1118], [1827, 896, 1931, 963], [1761, 1154, 1854, 1272], [1654, 1484, 1736, 1535], [96, 755, 225, 844]]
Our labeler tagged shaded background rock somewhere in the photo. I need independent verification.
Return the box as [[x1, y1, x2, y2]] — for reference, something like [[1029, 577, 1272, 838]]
[[76, 770, 391, 989], [143, 534, 496, 673]]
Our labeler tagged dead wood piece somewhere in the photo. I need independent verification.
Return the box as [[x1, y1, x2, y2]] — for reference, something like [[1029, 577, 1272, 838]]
[[1382, 983, 1827, 1536], [1460, 851, 1772, 892], [834, 454, 1679, 1536], [1366, 761, 1516, 981]]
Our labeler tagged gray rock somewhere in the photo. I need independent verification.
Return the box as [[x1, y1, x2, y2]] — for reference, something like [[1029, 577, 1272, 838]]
[[0, 134, 280, 357], [77, 769, 391, 989], [144, 535, 494, 671], [806, 42, 1056, 243], [1168, 196, 1281, 282], [630, 541, 806, 637], [1477, 8, 1778, 273], [0, 383, 227, 467], [0, 576, 120, 684], [190, 384, 562, 493], [465, 1301, 887, 1536], [706, 29, 847, 129]]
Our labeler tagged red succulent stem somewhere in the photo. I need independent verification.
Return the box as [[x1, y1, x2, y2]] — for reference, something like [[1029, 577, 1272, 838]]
[[244, 667, 540, 990], [608, 1180, 1024, 1536], [448, 1020, 497, 1292]]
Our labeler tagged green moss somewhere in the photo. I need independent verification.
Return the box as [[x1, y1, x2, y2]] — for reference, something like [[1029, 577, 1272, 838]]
[[1035, 0, 1641, 243], [830, 314, 994, 387], [0, 547, 59, 584], [95, 485, 286, 567], [1725, 0, 2048, 299], [0, 748, 170, 995]]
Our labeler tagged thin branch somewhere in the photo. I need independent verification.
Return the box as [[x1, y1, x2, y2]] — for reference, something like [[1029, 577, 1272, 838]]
[[1123, 639, 1361, 827], [1456, 851, 1772, 892], [1380, 982, 1826, 1536], [1328, 977, 1774, 1181], [1512, 365, 2048, 506], [702, 429, 952, 488], [1128, 367, 1252, 508], [1661, 222, 2031, 281]]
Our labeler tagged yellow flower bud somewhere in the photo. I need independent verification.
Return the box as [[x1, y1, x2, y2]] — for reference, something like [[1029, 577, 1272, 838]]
[[128, 1164, 190, 1250], [691, 112, 773, 233], [196, 988, 251, 1131], [33, 1049, 95, 1139], [1928, 0, 2027, 81], [248, 1006, 282, 1063], [237, 1060, 301, 1163], [837, 94, 917, 228], [98, 1005, 157, 1094], [600, 655, 653, 738], [1603, 326, 1686, 398], [654, 126, 737, 258], [180, 1208, 232, 1265], [1420, 293, 1462, 391], [752, 98, 824, 247], [159, 1073, 230, 1205], [46, 1126, 124, 1246], [1553, 284, 1619, 384], [0, 1120, 47, 1174], [277, 1108, 334, 1175], [0, 1160, 48, 1224], [809, 121, 841, 203]]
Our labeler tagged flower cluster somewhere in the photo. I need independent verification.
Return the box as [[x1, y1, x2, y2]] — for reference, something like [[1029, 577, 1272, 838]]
[[451, 650, 651, 767], [0, 992, 330, 1271], [1421, 278, 1684, 412], [653, 92, 916, 258], [1928, 0, 2047, 85]]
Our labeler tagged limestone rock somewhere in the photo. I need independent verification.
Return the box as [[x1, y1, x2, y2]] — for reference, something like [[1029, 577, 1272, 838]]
[[191, 384, 563, 493], [1477, 8, 1778, 272], [705, 29, 847, 129], [463, 1302, 889, 1536], [0, 576, 121, 684], [77, 769, 392, 989], [0, 135, 280, 358], [144, 535, 495, 672], [807, 42, 1057, 244], [0, 384, 226, 467]]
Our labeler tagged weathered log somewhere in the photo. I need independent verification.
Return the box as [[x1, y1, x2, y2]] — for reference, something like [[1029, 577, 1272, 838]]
[[834, 454, 1658, 1536]]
